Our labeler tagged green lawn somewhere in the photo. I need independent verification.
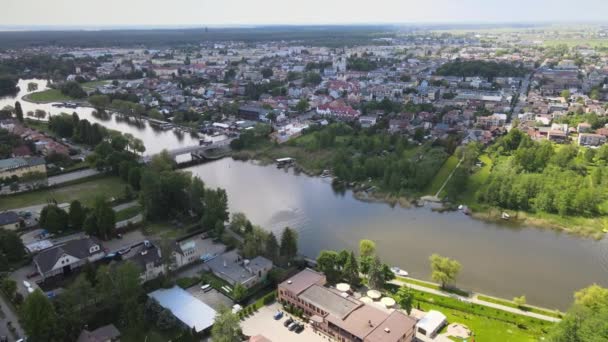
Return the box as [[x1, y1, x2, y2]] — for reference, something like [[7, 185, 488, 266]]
[[393, 287, 553, 342], [3, 176, 127, 209], [477, 295, 563, 319], [115, 205, 142, 221], [424, 155, 460, 196], [25, 89, 74, 103], [81, 80, 110, 90], [462, 154, 493, 205]]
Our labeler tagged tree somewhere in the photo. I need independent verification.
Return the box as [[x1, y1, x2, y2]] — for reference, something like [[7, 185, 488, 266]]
[[21, 290, 59, 342], [261, 67, 273, 79], [39, 205, 69, 234], [317, 250, 340, 283], [94, 199, 116, 240], [264, 232, 279, 263], [68, 200, 86, 230], [396, 286, 414, 315], [279, 227, 298, 263], [0, 278, 17, 300], [211, 306, 242, 342], [0, 229, 26, 262], [233, 283, 246, 302], [548, 284, 608, 342], [513, 295, 527, 308], [574, 284, 608, 311], [359, 239, 376, 258], [429, 254, 462, 288], [342, 251, 360, 285], [14, 101, 23, 122], [89, 95, 110, 111], [561, 89, 571, 100], [368, 256, 385, 289], [296, 99, 310, 112], [201, 188, 229, 229]]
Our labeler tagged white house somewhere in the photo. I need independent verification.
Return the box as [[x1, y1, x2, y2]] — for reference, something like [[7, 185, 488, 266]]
[[34, 237, 105, 280]]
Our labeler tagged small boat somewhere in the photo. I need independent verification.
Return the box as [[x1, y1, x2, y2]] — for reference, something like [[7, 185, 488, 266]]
[[390, 267, 409, 277], [501, 212, 511, 220]]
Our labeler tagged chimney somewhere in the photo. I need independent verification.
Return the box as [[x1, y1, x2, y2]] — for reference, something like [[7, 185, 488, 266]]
[[368, 320, 373, 327], [223, 260, 227, 268], [384, 327, 390, 333]]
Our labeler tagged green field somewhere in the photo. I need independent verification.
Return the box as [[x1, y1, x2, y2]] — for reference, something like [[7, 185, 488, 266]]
[[462, 154, 493, 204], [25, 89, 74, 103], [424, 155, 460, 197], [543, 39, 608, 48], [397, 287, 553, 341], [3, 176, 126, 209], [81, 80, 110, 91]]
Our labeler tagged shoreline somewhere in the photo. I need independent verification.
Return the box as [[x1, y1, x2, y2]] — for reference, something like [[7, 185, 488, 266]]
[[232, 151, 605, 240]]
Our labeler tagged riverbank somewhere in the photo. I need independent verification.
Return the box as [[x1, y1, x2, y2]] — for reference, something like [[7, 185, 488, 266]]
[[235, 144, 606, 239]]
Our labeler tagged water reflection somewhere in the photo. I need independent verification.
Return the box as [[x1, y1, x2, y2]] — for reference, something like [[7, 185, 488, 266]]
[[0, 79, 199, 155], [187, 158, 608, 310]]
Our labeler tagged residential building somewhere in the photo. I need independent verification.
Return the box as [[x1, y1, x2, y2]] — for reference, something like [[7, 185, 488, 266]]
[[77, 324, 121, 342], [206, 250, 272, 289], [0, 157, 46, 179], [118, 241, 166, 282], [171, 231, 226, 269], [578, 133, 606, 147], [278, 269, 416, 342], [0, 211, 21, 231], [33, 237, 105, 280]]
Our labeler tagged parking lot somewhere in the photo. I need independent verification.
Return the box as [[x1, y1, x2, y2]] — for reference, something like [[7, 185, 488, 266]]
[[241, 303, 328, 342]]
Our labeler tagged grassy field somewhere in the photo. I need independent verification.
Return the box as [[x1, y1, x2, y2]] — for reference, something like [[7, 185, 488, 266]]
[[477, 295, 563, 319], [393, 287, 553, 342], [25, 89, 74, 103], [424, 155, 460, 197], [543, 39, 608, 48], [462, 154, 493, 205], [3, 176, 126, 209], [81, 80, 110, 91], [115, 205, 142, 221]]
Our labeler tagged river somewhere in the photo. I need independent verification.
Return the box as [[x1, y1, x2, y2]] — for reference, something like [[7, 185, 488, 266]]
[[3, 79, 608, 310], [0, 79, 198, 155]]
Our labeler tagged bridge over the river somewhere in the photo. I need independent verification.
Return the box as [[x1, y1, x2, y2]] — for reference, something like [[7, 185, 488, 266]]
[[141, 138, 235, 163]]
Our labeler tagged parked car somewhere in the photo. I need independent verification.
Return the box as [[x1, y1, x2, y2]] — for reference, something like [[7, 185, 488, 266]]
[[295, 324, 304, 333], [288, 322, 298, 331], [273, 311, 283, 320], [201, 284, 211, 292], [283, 317, 293, 327]]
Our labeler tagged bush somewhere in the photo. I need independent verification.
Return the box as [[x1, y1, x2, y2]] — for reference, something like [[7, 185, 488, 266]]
[[176, 277, 199, 289]]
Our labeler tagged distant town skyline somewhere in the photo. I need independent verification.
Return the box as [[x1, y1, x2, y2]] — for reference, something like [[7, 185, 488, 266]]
[[4, 0, 608, 28]]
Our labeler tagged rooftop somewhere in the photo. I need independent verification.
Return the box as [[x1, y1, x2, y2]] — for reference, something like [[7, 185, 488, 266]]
[[299, 284, 361, 319], [279, 268, 325, 295], [416, 310, 447, 334], [0, 211, 20, 225], [148, 286, 216, 332]]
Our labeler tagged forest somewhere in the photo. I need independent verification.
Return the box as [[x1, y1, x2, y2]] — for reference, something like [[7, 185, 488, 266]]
[[474, 129, 608, 217], [435, 59, 529, 79]]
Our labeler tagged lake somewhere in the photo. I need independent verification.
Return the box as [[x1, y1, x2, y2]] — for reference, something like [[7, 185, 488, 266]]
[[3, 79, 608, 310]]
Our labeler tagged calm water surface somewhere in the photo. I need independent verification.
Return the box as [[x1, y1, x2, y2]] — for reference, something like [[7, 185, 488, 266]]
[[0, 79, 198, 155], [3, 79, 608, 309], [188, 158, 608, 310]]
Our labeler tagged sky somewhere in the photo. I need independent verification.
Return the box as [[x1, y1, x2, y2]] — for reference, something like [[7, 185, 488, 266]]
[[3, 0, 608, 27]]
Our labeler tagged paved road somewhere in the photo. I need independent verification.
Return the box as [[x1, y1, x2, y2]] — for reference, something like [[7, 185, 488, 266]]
[[115, 214, 143, 229], [112, 201, 139, 212], [47, 168, 100, 186], [389, 278, 561, 322], [0, 293, 24, 341]]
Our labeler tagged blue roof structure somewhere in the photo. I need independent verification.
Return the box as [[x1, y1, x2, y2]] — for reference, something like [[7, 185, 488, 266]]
[[148, 286, 217, 332]]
